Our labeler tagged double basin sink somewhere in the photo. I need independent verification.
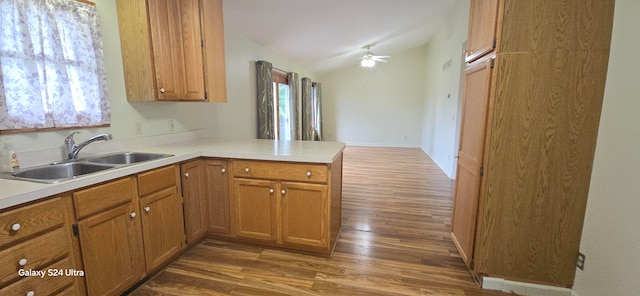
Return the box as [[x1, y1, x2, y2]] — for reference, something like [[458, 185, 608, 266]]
[[7, 152, 173, 183]]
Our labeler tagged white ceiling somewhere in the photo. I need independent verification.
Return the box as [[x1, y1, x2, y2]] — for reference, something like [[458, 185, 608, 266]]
[[222, 0, 459, 74]]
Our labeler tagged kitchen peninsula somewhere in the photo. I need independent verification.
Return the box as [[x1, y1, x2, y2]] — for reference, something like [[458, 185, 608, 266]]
[[0, 136, 344, 295]]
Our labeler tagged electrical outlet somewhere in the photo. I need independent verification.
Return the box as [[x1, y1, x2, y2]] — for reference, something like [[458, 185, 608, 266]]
[[577, 252, 586, 270], [168, 119, 175, 131], [135, 122, 142, 135]]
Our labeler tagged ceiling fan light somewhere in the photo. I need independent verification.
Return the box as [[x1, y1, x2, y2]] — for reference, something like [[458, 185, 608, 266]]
[[361, 58, 375, 68]]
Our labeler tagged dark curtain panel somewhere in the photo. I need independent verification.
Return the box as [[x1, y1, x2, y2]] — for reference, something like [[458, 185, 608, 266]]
[[288, 72, 300, 140], [301, 78, 313, 140], [256, 60, 274, 139], [314, 82, 323, 141]]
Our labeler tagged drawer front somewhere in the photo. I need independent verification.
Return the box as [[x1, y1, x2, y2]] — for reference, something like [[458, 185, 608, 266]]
[[137, 165, 177, 196], [233, 160, 328, 183], [0, 197, 65, 248], [0, 227, 69, 287], [73, 177, 135, 219], [0, 257, 74, 296]]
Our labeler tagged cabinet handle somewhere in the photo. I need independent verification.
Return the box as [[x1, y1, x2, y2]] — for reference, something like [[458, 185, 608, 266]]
[[130, 212, 136, 218], [281, 189, 286, 194], [27, 291, 35, 296], [306, 171, 311, 177], [11, 223, 21, 231], [269, 189, 274, 193], [19, 258, 27, 266], [184, 172, 189, 178], [221, 168, 226, 173], [144, 206, 151, 212], [160, 88, 165, 93], [244, 167, 250, 173]]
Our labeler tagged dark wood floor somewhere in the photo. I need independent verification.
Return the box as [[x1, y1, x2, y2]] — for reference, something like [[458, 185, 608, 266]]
[[131, 146, 508, 295]]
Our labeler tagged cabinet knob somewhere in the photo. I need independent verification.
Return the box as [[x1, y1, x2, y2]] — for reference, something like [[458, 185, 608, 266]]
[[281, 189, 286, 194], [306, 171, 311, 177], [221, 168, 226, 173], [19, 258, 27, 266], [27, 291, 35, 296], [269, 189, 274, 193], [130, 212, 136, 218], [144, 206, 151, 212], [11, 223, 21, 231], [244, 167, 250, 173], [184, 172, 189, 178], [160, 88, 165, 93]]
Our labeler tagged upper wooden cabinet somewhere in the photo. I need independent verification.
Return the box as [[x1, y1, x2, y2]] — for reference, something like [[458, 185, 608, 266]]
[[452, 0, 615, 287], [465, 0, 499, 62], [116, 0, 227, 102]]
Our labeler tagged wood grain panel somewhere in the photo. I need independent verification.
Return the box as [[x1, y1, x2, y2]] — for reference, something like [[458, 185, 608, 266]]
[[499, 0, 615, 53], [132, 147, 507, 295], [116, 0, 156, 101], [148, 0, 185, 100], [179, 0, 205, 100], [137, 165, 177, 196], [233, 160, 328, 183], [0, 257, 74, 296], [181, 160, 208, 243], [233, 179, 278, 242], [201, 0, 227, 102], [204, 159, 231, 234], [280, 182, 328, 248], [476, 51, 610, 285]]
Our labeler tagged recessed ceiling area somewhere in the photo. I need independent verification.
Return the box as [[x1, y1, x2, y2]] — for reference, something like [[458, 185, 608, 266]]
[[222, 0, 459, 74]]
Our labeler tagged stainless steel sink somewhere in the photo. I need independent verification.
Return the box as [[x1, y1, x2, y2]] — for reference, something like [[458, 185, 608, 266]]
[[8, 162, 116, 183], [84, 152, 173, 165]]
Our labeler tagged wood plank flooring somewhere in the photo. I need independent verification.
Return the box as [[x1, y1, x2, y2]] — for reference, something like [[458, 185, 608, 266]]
[[130, 147, 508, 295]]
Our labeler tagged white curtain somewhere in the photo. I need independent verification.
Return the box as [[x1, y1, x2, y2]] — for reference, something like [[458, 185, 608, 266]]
[[0, 0, 110, 130]]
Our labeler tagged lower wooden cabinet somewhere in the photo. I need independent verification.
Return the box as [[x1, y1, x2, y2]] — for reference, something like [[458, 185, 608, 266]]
[[234, 179, 278, 242], [77, 202, 145, 296], [204, 159, 231, 234], [181, 160, 208, 243], [280, 182, 328, 248]]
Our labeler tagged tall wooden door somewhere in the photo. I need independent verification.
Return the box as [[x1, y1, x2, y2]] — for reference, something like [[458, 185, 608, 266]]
[[450, 57, 494, 267], [204, 159, 231, 234], [181, 160, 208, 242], [234, 179, 278, 242]]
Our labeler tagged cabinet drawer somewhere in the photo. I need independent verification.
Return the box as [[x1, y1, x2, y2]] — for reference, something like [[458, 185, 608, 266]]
[[0, 197, 65, 248], [233, 160, 328, 183], [73, 177, 135, 219], [138, 165, 177, 196], [0, 257, 74, 296], [0, 227, 69, 287]]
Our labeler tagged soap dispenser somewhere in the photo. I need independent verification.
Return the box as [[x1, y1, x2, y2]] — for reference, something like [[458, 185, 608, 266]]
[[1, 142, 20, 173]]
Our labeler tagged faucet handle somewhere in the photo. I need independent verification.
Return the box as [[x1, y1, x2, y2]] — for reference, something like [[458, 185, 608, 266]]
[[64, 132, 80, 144]]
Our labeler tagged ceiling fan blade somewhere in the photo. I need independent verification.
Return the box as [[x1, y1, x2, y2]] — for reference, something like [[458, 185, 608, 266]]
[[372, 57, 389, 62]]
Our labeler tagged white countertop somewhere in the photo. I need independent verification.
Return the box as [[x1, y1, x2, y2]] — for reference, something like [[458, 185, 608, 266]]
[[0, 137, 345, 210]]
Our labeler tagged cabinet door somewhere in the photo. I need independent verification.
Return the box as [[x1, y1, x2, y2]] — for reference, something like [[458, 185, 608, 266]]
[[451, 57, 493, 267], [148, 0, 205, 101], [78, 203, 145, 296], [181, 160, 207, 242], [280, 182, 328, 248], [140, 187, 185, 271], [204, 159, 230, 234], [466, 0, 499, 62], [234, 179, 277, 242]]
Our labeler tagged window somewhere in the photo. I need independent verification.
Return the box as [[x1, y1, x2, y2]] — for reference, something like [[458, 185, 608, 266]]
[[273, 71, 291, 140], [0, 0, 110, 133]]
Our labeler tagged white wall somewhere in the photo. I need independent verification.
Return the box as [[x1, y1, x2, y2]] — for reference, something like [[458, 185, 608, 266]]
[[420, 0, 470, 178], [319, 46, 428, 147], [572, 1, 640, 295], [0, 0, 317, 155]]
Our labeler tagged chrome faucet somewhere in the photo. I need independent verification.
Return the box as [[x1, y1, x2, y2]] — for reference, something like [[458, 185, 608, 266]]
[[65, 132, 113, 160]]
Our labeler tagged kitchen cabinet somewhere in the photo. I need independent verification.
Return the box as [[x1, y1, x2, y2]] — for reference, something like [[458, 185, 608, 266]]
[[116, 0, 227, 102], [74, 177, 145, 296], [465, 0, 499, 63], [137, 165, 185, 272], [181, 160, 208, 243], [450, 0, 615, 287], [0, 196, 82, 295], [203, 159, 231, 235], [231, 157, 342, 254]]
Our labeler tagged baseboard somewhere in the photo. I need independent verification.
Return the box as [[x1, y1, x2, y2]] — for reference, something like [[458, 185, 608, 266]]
[[482, 277, 572, 296]]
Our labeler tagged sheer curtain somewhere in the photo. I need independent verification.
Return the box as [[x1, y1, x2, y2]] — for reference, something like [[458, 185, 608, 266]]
[[0, 0, 110, 131], [302, 78, 323, 141]]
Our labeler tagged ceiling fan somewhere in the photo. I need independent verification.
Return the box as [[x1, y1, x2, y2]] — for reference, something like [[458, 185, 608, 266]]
[[359, 46, 390, 68]]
